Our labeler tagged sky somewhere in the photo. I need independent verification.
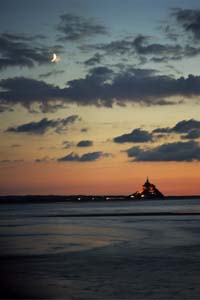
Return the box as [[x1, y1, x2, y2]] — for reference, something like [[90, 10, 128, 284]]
[[1, 0, 200, 195]]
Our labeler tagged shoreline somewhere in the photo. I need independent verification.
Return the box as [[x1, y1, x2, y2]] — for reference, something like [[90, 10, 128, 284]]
[[0, 195, 200, 204]]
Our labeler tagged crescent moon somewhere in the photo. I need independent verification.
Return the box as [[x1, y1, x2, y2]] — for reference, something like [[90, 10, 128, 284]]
[[51, 53, 57, 63]]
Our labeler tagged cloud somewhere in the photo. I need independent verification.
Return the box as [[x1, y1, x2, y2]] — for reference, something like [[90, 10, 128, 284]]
[[172, 8, 200, 40], [35, 157, 49, 163], [57, 13, 107, 41], [113, 128, 153, 143], [81, 128, 88, 132], [0, 103, 14, 113], [77, 140, 93, 147], [172, 119, 200, 133], [125, 146, 142, 157], [0, 32, 61, 69], [6, 115, 80, 135], [0, 159, 24, 164], [126, 141, 200, 161], [57, 151, 109, 162], [84, 53, 102, 66], [62, 70, 200, 106], [0, 77, 63, 113], [153, 119, 200, 139], [1, 33, 46, 41], [133, 35, 182, 57], [83, 38, 134, 55], [39, 70, 65, 79], [3, 69, 200, 112], [153, 127, 171, 133], [84, 34, 200, 62], [62, 141, 74, 149], [181, 129, 200, 140], [11, 144, 21, 148]]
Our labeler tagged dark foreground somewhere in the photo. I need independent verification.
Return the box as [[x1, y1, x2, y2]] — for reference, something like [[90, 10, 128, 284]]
[[1, 199, 200, 299]]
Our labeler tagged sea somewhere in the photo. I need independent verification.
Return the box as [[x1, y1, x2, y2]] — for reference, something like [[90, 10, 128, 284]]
[[1, 198, 200, 299]]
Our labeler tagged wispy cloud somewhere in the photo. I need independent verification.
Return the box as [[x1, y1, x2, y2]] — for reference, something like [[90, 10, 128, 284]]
[[39, 70, 65, 79], [57, 13, 107, 41], [0, 32, 62, 69], [6, 115, 80, 135], [172, 8, 200, 40], [57, 151, 110, 162]]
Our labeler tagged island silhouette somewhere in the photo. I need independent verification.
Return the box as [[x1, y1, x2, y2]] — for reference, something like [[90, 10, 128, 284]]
[[1, 177, 200, 203], [128, 177, 164, 199]]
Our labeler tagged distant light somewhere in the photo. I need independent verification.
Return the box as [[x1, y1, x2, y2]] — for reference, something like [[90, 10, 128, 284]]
[[78, 197, 81, 201]]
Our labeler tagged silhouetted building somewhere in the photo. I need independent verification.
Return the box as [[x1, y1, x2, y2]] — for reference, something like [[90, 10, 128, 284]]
[[129, 177, 164, 199]]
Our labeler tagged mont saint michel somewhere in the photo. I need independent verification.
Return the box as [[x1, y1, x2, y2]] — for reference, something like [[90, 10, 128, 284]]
[[129, 177, 164, 199]]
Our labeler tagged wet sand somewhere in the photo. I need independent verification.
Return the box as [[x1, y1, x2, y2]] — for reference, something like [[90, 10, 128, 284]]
[[1, 213, 200, 299], [1, 199, 200, 299], [1, 242, 200, 299]]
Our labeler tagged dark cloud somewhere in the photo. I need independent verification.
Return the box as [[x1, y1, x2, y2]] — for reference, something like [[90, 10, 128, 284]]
[[172, 119, 200, 133], [63, 69, 200, 106], [57, 151, 108, 162], [0, 77, 62, 113], [84, 34, 200, 63], [77, 140, 93, 147], [84, 53, 102, 66], [84, 35, 183, 60], [184, 45, 200, 57], [114, 128, 153, 143], [0, 32, 61, 69], [163, 25, 179, 42], [3, 70, 200, 112], [62, 141, 74, 149], [0, 159, 24, 164], [0, 103, 14, 113], [181, 129, 200, 140], [173, 119, 200, 140], [81, 128, 88, 132], [84, 38, 135, 55], [133, 35, 182, 57], [153, 127, 171, 134], [153, 119, 200, 138], [117, 66, 157, 77], [126, 141, 200, 162], [35, 157, 49, 163], [39, 70, 65, 79], [125, 146, 142, 157], [57, 13, 107, 41], [6, 115, 80, 135], [172, 8, 200, 40], [1, 33, 46, 41], [11, 144, 21, 148]]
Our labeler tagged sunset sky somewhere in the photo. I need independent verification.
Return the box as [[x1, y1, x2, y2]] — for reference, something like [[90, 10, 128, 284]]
[[1, 0, 200, 195]]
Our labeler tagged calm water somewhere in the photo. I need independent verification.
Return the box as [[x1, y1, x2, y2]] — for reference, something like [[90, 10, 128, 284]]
[[1, 198, 200, 299]]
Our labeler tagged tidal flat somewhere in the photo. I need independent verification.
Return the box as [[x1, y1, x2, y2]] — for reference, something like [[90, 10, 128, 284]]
[[1, 199, 200, 299]]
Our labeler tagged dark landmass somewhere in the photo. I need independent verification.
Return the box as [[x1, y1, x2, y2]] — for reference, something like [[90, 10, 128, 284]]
[[0, 194, 200, 204], [1, 178, 198, 204], [129, 177, 164, 199]]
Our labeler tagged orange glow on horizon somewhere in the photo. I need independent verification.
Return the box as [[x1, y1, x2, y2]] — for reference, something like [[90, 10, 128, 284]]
[[1, 160, 200, 196]]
